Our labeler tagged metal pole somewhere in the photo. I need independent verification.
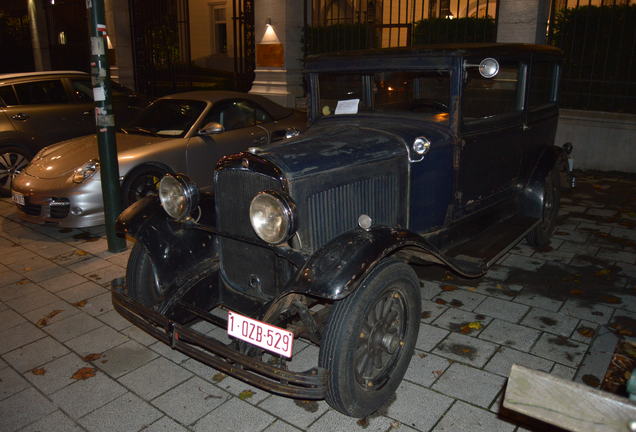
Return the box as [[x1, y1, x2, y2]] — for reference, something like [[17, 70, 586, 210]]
[[87, 0, 126, 252]]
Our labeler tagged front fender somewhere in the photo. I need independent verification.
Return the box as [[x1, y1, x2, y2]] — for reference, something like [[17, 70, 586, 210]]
[[286, 227, 485, 301], [116, 196, 217, 299]]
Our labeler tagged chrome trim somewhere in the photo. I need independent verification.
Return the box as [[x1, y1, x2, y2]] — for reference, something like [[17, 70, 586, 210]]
[[249, 189, 297, 245]]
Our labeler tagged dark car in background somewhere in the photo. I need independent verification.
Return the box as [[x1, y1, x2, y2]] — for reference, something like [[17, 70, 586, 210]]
[[113, 44, 574, 417], [0, 70, 144, 194]]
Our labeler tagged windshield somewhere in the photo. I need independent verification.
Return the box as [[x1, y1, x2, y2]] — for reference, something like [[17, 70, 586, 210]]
[[123, 99, 206, 138], [317, 70, 450, 123]]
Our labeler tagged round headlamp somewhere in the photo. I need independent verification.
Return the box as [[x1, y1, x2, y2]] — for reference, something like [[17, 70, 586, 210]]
[[158, 174, 199, 221], [249, 190, 296, 244]]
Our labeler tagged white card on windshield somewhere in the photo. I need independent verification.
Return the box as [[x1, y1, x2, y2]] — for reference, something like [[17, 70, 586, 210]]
[[335, 99, 359, 115]]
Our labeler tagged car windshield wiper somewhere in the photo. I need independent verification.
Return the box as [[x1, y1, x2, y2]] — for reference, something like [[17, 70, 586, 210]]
[[120, 126, 159, 137]]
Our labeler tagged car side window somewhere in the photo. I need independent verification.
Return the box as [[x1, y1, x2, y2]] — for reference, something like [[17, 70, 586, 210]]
[[0, 85, 18, 106], [13, 80, 68, 105], [528, 61, 557, 109], [205, 100, 272, 131], [463, 61, 521, 122], [69, 79, 93, 102]]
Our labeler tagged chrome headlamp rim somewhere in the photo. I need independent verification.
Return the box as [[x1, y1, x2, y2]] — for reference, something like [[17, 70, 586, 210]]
[[249, 189, 297, 245], [158, 173, 199, 221]]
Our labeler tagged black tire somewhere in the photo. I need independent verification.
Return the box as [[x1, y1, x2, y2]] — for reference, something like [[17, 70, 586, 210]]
[[121, 165, 168, 207], [126, 242, 165, 308], [0, 146, 33, 196], [319, 259, 421, 418], [526, 167, 561, 248]]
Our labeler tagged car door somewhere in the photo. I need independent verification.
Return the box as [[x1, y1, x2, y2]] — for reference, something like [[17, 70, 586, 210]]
[[457, 58, 525, 210], [186, 99, 269, 187], [6, 78, 88, 146], [520, 57, 560, 182], [64, 77, 95, 135]]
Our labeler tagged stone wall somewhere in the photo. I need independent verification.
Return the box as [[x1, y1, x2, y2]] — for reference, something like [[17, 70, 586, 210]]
[[556, 110, 636, 173]]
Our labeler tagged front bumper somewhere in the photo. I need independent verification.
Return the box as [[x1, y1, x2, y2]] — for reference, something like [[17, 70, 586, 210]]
[[111, 278, 327, 399], [11, 173, 105, 228]]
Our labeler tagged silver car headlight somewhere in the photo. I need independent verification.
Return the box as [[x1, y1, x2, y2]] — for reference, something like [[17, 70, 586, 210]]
[[249, 190, 296, 244], [72, 159, 100, 183], [158, 174, 199, 221]]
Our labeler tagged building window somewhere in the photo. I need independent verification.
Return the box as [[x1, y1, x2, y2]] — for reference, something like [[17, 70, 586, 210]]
[[211, 5, 227, 54]]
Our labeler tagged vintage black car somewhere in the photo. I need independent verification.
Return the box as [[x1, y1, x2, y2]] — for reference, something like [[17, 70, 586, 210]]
[[112, 43, 573, 417]]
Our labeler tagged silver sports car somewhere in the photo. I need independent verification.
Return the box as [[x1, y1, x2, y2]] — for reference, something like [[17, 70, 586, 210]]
[[11, 90, 306, 228]]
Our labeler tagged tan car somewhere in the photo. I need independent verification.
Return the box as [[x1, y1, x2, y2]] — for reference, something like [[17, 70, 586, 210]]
[[0, 70, 144, 195], [11, 90, 306, 228]]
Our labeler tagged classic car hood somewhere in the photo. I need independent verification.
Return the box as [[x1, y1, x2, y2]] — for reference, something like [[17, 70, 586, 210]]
[[258, 116, 453, 179], [25, 133, 166, 179]]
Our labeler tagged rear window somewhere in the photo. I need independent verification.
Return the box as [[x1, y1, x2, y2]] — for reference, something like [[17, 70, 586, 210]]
[[14, 80, 68, 105], [0, 86, 18, 106]]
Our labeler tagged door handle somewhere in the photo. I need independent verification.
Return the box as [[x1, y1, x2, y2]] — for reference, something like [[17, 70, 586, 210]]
[[11, 113, 30, 121], [82, 111, 92, 116]]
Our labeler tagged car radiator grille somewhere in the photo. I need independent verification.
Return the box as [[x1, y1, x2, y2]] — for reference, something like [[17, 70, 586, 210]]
[[303, 175, 400, 251], [17, 203, 41, 216], [215, 168, 285, 299], [16, 199, 70, 219]]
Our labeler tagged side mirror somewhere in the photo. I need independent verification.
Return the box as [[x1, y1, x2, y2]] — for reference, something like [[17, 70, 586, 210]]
[[464, 57, 500, 79], [478, 58, 499, 78], [198, 122, 224, 135]]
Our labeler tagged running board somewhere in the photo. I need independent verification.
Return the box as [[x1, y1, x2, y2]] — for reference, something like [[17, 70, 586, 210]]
[[444, 214, 538, 268]]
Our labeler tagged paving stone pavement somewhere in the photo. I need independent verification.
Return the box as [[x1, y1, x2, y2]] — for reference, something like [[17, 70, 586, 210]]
[[1, 173, 635, 432]]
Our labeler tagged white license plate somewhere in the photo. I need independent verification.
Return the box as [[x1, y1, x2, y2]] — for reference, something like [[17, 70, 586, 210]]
[[227, 310, 294, 358], [11, 192, 24, 206]]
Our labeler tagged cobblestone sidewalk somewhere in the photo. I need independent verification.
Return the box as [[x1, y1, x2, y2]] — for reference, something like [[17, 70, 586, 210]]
[[1, 172, 635, 432]]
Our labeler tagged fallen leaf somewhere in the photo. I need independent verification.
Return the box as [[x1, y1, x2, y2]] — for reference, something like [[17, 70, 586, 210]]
[[441, 285, 457, 292], [467, 286, 477, 292], [569, 289, 583, 295], [595, 269, 612, 277], [619, 329, 633, 336], [442, 273, 454, 281], [23, 267, 32, 271], [31, 368, 46, 376], [418, 352, 428, 359], [211, 373, 226, 383], [238, 389, 254, 400], [432, 370, 443, 377], [75, 250, 89, 256], [467, 321, 483, 330], [577, 327, 595, 338], [36, 309, 64, 328], [83, 353, 102, 362], [495, 283, 504, 290], [600, 295, 621, 304], [555, 231, 569, 236], [16, 279, 29, 285], [357, 418, 369, 427], [71, 367, 96, 380], [435, 298, 447, 305], [73, 299, 88, 307]]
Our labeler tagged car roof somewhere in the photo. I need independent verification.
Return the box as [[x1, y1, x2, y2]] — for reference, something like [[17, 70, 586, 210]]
[[0, 70, 88, 82], [305, 43, 562, 71], [159, 90, 294, 120]]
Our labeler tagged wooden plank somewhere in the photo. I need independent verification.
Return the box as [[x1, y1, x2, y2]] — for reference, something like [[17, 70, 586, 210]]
[[504, 364, 636, 432]]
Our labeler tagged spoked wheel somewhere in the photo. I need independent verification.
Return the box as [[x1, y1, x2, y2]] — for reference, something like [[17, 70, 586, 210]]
[[122, 166, 167, 207], [526, 167, 561, 248], [319, 259, 421, 418], [0, 146, 32, 196]]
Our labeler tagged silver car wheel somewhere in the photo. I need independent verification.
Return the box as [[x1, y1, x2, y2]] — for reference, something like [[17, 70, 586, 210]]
[[0, 149, 30, 193]]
